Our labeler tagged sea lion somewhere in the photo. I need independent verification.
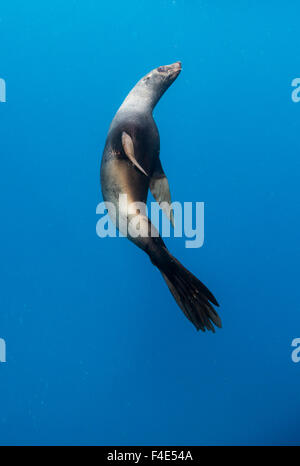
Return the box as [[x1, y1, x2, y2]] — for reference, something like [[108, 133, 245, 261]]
[[100, 62, 221, 331]]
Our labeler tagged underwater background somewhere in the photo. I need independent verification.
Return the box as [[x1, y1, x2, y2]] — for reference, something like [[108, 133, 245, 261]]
[[1, 0, 300, 446]]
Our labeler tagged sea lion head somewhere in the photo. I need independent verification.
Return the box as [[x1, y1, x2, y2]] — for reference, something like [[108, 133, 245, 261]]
[[132, 62, 182, 108], [143, 61, 181, 93]]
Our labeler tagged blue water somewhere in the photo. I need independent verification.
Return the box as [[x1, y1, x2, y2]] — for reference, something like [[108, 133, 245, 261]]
[[1, 0, 300, 446]]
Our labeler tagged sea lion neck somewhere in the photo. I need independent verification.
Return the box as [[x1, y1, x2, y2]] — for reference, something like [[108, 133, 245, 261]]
[[117, 81, 160, 115], [117, 62, 182, 115]]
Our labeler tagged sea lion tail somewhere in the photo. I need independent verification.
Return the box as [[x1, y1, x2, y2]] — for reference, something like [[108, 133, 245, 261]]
[[152, 247, 221, 332]]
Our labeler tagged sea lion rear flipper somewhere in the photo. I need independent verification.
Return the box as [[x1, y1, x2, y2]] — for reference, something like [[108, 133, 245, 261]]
[[121, 131, 148, 176], [149, 244, 221, 332], [150, 158, 174, 227]]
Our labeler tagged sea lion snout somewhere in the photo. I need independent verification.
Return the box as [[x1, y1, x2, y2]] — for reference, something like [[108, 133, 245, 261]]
[[157, 61, 182, 77], [173, 60, 182, 69]]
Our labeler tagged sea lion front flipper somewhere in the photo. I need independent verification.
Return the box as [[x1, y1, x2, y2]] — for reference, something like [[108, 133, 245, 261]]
[[121, 131, 148, 176], [150, 158, 174, 228]]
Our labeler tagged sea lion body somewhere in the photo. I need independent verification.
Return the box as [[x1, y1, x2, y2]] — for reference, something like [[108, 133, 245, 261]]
[[100, 62, 221, 331], [101, 108, 157, 206], [101, 63, 178, 252]]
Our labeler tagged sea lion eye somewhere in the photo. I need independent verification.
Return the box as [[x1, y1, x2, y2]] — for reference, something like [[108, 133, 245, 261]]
[[157, 66, 167, 73]]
